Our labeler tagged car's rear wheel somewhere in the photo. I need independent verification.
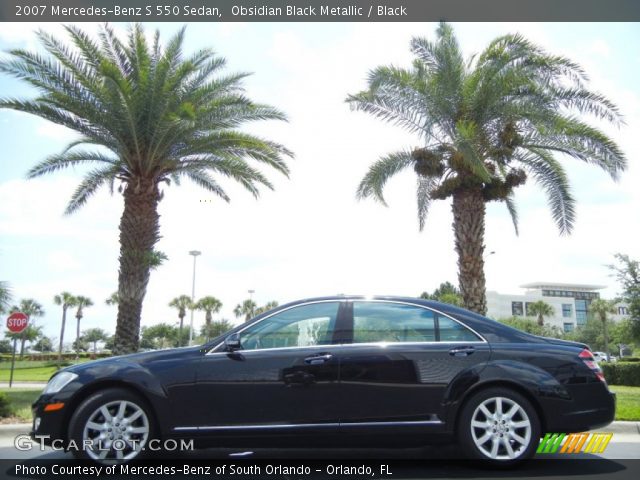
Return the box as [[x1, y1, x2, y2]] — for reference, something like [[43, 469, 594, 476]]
[[457, 387, 540, 465], [68, 388, 156, 463]]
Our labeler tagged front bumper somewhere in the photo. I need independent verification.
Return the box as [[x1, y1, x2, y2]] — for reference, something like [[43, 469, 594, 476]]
[[30, 392, 71, 447]]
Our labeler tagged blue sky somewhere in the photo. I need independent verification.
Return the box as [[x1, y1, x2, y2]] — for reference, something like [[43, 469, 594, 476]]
[[0, 22, 639, 345]]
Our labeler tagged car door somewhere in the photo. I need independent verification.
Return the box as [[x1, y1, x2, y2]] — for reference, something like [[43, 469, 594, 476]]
[[338, 300, 491, 429], [188, 300, 345, 435]]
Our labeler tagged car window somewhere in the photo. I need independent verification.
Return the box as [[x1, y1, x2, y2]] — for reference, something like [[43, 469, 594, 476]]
[[240, 302, 340, 351], [353, 302, 436, 343], [438, 316, 482, 342]]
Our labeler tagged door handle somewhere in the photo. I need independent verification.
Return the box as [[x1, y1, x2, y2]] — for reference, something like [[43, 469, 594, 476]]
[[304, 353, 333, 365], [449, 346, 475, 357]]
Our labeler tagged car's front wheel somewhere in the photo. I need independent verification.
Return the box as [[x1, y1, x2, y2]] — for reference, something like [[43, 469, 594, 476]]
[[68, 387, 156, 463], [457, 387, 540, 465]]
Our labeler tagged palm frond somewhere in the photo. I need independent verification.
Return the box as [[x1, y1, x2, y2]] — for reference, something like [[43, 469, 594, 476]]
[[356, 151, 414, 205]]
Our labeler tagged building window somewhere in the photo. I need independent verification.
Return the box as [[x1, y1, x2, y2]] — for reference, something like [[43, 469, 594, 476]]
[[562, 304, 573, 318], [512, 302, 523, 316], [563, 323, 575, 333], [576, 299, 588, 326], [618, 306, 629, 315]]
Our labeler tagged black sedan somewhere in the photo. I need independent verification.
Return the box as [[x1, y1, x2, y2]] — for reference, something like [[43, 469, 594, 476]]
[[31, 296, 615, 464]]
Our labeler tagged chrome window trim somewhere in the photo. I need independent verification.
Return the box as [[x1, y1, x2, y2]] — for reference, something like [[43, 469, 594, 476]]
[[205, 298, 487, 356], [174, 419, 443, 432]]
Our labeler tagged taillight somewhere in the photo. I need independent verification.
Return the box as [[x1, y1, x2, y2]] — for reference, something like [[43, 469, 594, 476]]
[[580, 348, 607, 384]]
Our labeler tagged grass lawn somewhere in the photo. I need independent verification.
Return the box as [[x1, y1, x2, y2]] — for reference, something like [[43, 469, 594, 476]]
[[609, 385, 640, 421], [0, 358, 93, 382], [0, 387, 42, 422]]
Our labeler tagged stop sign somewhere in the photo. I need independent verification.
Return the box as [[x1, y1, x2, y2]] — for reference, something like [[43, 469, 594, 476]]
[[7, 312, 29, 333]]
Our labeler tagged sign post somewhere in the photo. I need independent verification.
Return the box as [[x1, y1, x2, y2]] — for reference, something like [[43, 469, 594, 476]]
[[6, 312, 29, 388]]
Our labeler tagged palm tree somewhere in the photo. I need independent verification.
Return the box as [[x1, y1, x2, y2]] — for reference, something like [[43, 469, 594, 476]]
[[234, 299, 257, 323], [254, 300, 279, 316], [347, 23, 625, 315], [53, 292, 77, 362], [200, 319, 233, 342], [9, 299, 45, 357], [169, 295, 193, 346], [105, 292, 119, 306], [526, 300, 555, 327], [589, 299, 617, 360], [73, 296, 93, 356], [0, 24, 292, 354], [195, 296, 223, 326], [5, 325, 43, 358], [0, 281, 11, 314]]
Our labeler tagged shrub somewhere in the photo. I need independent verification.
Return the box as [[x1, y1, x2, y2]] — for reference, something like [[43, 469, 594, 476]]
[[619, 357, 640, 363], [0, 392, 12, 418], [602, 362, 640, 386]]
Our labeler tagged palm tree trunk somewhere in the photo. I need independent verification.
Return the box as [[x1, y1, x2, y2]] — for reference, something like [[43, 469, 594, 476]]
[[19, 335, 26, 359], [452, 187, 487, 315], [602, 316, 610, 360], [58, 307, 67, 363], [114, 179, 161, 355], [538, 314, 544, 327], [179, 315, 184, 347], [206, 311, 211, 326], [75, 316, 81, 358]]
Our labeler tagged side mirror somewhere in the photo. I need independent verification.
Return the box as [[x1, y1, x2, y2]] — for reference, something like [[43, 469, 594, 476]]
[[224, 333, 242, 352]]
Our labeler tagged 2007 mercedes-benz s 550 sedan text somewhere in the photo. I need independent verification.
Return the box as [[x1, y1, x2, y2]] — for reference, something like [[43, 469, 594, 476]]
[[31, 296, 615, 465]]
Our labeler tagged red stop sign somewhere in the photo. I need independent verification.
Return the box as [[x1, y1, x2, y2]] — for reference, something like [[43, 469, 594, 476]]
[[7, 312, 29, 333]]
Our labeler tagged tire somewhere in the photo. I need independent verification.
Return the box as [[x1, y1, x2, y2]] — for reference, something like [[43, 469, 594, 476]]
[[68, 387, 157, 463], [457, 387, 540, 466]]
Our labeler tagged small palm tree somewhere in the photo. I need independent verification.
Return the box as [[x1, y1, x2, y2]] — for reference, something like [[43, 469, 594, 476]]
[[74, 296, 94, 356], [53, 292, 77, 362], [9, 299, 45, 357], [0, 24, 292, 354], [5, 325, 43, 358], [527, 301, 555, 327], [589, 299, 617, 360], [169, 295, 193, 346], [234, 299, 257, 323], [200, 319, 233, 342], [195, 296, 223, 326], [347, 23, 625, 315]]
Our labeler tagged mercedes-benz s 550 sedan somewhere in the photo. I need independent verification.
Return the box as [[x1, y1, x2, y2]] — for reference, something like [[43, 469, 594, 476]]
[[31, 296, 615, 464]]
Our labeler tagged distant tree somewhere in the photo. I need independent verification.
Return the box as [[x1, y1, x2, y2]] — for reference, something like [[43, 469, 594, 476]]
[[526, 300, 555, 326], [420, 282, 462, 306], [609, 318, 636, 357], [82, 328, 109, 354], [497, 316, 562, 338], [141, 323, 177, 350], [589, 299, 617, 359], [195, 296, 223, 326], [9, 299, 45, 357], [53, 292, 77, 363], [254, 301, 279, 316], [6, 325, 43, 358], [72, 338, 89, 352], [200, 319, 233, 342], [0, 339, 13, 354], [73, 296, 93, 356], [32, 336, 53, 353], [103, 335, 115, 351], [566, 317, 616, 352], [234, 299, 257, 323], [169, 295, 193, 346], [610, 253, 640, 341], [105, 292, 119, 306]]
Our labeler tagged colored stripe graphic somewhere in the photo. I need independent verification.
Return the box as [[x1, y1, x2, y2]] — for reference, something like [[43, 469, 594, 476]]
[[538, 432, 613, 454]]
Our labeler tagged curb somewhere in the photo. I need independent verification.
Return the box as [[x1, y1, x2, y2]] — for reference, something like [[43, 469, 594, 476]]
[[0, 424, 30, 437]]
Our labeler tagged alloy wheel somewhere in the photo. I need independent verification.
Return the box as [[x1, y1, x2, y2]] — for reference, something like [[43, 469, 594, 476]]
[[82, 399, 150, 461], [470, 396, 532, 460]]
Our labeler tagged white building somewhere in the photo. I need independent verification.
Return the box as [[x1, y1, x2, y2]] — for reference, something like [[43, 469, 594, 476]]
[[487, 282, 630, 332]]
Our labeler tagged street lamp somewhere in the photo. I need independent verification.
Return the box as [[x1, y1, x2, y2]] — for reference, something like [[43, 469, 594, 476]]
[[188, 250, 201, 346]]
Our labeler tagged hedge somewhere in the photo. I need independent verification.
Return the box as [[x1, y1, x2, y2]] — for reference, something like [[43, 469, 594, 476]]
[[601, 362, 640, 386]]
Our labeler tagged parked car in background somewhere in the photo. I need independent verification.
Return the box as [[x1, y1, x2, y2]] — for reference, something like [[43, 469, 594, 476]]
[[31, 296, 616, 465], [592, 352, 611, 362]]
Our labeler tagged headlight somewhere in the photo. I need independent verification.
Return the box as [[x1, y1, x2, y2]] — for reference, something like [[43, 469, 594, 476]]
[[43, 372, 78, 394]]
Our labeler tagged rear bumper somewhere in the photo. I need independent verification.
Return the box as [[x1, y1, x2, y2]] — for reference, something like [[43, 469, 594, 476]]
[[543, 384, 616, 432]]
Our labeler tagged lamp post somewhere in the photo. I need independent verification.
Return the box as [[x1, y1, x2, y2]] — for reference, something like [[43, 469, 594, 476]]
[[188, 250, 201, 346]]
